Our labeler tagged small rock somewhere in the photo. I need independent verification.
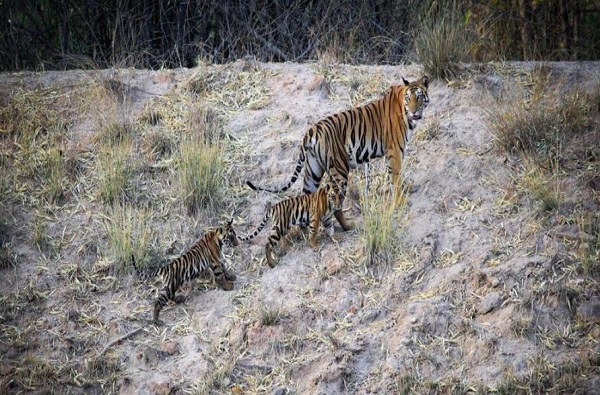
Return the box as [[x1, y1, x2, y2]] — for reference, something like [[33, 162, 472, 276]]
[[0, 362, 14, 377], [148, 381, 173, 395], [326, 255, 344, 276], [591, 326, 600, 339], [577, 300, 600, 323], [159, 340, 178, 355], [307, 76, 326, 93], [554, 225, 584, 241], [478, 292, 501, 315], [491, 278, 500, 288]]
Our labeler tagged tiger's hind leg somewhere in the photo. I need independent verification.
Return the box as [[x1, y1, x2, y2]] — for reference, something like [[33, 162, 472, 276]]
[[264, 230, 283, 268], [153, 288, 174, 326]]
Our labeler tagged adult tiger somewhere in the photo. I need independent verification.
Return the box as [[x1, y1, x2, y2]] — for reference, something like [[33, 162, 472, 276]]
[[133, 219, 238, 325], [239, 180, 344, 267], [246, 75, 430, 229]]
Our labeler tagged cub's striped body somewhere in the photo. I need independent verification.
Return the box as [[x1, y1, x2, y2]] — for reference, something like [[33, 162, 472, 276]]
[[135, 220, 238, 325], [247, 76, 430, 226], [239, 182, 344, 267]]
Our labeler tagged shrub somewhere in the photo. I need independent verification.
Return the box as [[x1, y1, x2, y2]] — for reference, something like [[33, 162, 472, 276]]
[[415, 2, 472, 80]]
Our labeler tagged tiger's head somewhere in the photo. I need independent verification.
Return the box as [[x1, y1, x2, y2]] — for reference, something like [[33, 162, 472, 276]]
[[325, 180, 346, 211], [398, 75, 430, 127], [219, 218, 239, 247]]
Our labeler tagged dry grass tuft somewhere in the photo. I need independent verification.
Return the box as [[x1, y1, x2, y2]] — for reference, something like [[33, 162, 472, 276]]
[[177, 135, 225, 215], [103, 204, 155, 273], [577, 212, 600, 276], [96, 141, 132, 205], [494, 354, 597, 394], [94, 119, 136, 146], [415, 2, 471, 80], [360, 183, 406, 267], [257, 304, 282, 326], [518, 163, 561, 213], [142, 130, 177, 161], [185, 65, 272, 111], [490, 78, 594, 161], [176, 105, 228, 215], [0, 88, 73, 205]]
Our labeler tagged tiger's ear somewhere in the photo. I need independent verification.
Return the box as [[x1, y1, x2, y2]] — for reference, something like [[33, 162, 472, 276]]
[[402, 77, 410, 86], [421, 75, 429, 88]]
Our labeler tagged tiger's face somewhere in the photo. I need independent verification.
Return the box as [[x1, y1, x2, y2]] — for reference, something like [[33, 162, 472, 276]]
[[401, 76, 430, 123], [220, 220, 239, 247], [326, 181, 345, 211]]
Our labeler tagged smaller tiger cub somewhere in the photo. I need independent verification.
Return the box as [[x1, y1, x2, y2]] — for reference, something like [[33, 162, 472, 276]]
[[134, 219, 238, 325], [239, 181, 345, 267]]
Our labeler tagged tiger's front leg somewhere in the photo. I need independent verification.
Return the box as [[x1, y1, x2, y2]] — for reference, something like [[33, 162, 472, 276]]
[[385, 147, 404, 201], [222, 264, 236, 281], [322, 213, 339, 243], [308, 216, 320, 250], [215, 276, 234, 291]]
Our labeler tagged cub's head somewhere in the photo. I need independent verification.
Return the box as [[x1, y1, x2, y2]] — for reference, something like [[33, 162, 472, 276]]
[[325, 180, 346, 211], [394, 76, 430, 125], [219, 218, 239, 247]]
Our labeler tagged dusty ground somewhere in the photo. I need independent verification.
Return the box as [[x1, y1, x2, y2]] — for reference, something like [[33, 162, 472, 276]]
[[1, 60, 599, 394]]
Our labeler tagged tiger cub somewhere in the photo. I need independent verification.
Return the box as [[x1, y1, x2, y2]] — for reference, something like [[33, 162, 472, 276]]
[[134, 219, 238, 325], [239, 181, 344, 267]]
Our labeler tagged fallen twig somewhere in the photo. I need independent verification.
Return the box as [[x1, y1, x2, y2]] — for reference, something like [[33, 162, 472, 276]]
[[98, 327, 143, 356]]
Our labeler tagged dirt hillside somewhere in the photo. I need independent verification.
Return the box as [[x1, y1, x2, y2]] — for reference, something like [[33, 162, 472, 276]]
[[1, 60, 599, 394]]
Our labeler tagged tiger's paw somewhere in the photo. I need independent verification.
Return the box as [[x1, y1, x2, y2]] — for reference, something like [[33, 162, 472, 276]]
[[224, 271, 237, 281], [153, 317, 164, 326], [217, 278, 234, 291], [266, 253, 278, 268]]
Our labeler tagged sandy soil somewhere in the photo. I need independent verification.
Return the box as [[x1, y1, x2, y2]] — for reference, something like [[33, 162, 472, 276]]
[[1, 60, 599, 394]]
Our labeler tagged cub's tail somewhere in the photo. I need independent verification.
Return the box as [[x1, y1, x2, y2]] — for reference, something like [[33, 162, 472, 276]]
[[238, 203, 273, 242]]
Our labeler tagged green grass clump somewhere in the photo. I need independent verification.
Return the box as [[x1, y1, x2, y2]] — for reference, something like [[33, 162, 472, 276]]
[[520, 166, 560, 213]]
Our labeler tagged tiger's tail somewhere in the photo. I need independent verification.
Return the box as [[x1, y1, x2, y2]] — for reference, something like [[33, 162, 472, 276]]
[[246, 148, 305, 193], [238, 203, 272, 242]]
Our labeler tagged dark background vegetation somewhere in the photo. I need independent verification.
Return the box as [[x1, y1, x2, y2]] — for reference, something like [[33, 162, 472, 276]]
[[1, 0, 599, 72]]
